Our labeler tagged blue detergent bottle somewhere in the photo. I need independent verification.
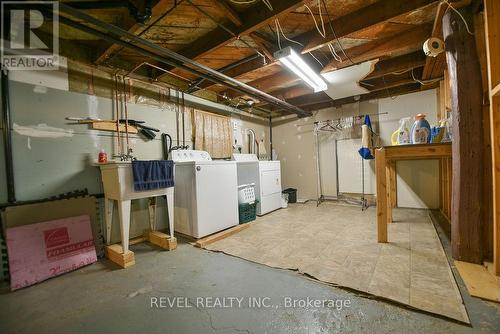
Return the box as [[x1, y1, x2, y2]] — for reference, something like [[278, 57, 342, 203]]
[[410, 114, 431, 144]]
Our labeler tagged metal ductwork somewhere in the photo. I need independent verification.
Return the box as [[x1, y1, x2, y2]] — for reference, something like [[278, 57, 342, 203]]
[[51, 3, 311, 118]]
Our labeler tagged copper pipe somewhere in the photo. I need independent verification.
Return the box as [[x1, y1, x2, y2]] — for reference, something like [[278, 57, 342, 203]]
[[114, 74, 122, 155], [122, 76, 130, 155]]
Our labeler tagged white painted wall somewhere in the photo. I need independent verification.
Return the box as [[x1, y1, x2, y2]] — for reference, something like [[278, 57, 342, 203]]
[[273, 101, 378, 201], [273, 89, 440, 209], [378, 89, 440, 208]]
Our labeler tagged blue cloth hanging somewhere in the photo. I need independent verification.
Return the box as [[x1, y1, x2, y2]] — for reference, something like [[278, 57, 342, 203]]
[[358, 115, 375, 160], [131, 160, 174, 191]]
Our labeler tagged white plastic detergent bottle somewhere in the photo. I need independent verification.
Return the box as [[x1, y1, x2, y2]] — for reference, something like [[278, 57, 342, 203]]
[[391, 117, 411, 145], [411, 114, 431, 144]]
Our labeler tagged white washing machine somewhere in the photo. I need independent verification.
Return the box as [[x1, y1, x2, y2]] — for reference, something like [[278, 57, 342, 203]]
[[172, 150, 238, 238], [232, 154, 282, 216]]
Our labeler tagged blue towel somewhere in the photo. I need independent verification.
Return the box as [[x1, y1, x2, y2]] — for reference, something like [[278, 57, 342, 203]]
[[132, 160, 174, 191]]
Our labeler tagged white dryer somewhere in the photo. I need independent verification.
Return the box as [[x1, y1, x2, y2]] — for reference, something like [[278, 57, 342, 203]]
[[232, 154, 282, 216], [172, 150, 238, 238]]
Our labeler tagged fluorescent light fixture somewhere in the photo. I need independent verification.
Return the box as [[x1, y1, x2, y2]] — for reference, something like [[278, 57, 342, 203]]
[[274, 47, 327, 92]]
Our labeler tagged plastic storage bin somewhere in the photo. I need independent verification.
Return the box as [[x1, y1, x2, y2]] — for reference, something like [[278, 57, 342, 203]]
[[282, 188, 297, 203], [238, 201, 257, 224], [238, 183, 256, 204]]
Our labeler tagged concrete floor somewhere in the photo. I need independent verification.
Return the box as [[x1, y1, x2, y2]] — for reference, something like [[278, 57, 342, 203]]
[[0, 210, 499, 333]]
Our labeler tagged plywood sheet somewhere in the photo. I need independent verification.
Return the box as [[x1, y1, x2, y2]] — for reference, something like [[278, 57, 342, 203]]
[[455, 261, 500, 302]]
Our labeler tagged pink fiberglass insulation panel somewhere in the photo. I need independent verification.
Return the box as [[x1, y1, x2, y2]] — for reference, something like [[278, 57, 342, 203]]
[[6, 214, 97, 290]]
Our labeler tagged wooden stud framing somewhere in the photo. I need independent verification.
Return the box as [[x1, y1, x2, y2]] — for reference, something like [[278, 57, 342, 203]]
[[443, 6, 484, 264], [484, 0, 500, 276]]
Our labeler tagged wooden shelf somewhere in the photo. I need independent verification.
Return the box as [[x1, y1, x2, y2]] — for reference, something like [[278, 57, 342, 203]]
[[491, 83, 500, 97], [91, 121, 138, 134]]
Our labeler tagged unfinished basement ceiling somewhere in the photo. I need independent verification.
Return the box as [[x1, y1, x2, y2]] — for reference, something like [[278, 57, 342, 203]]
[[54, 0, 446, 116]]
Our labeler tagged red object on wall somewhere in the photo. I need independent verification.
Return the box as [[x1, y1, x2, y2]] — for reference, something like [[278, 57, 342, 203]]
[[98, 149, 107, 163]]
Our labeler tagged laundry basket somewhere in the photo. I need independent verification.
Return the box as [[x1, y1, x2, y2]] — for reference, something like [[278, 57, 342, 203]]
[[238, 183, 256, 204], [239, 201, 258, 224]]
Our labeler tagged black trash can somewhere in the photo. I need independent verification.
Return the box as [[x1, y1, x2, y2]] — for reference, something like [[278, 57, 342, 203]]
[[282, 188, 297, 203]]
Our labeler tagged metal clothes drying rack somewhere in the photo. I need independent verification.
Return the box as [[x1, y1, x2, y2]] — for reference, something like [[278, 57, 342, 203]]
[[313, 113, 385, 211]]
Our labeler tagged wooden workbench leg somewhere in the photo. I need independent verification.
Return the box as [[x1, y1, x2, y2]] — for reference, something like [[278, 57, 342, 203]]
[[376, 148, 388, 243], [389, 161, 397, 209], [148, 197, 157, 231], [439, 158, 444, 213], [446, 157, 452, 219], [166, 187, 174, 238], [386, 162, 393, 224], [104, 199, 114, 245], [118, 200, 132, 253]]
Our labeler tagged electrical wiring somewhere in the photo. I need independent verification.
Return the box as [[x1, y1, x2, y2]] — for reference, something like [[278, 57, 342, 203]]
[[229, 0, 259, 4], [261, 0, 273, 11], [304, 0, 341, 62], [275, 19, 304, 47], [230, 0, 272, 11], [319, 0, 397, 100], [275, 19, 281, 49], [390, 68, 412, 76], [304, 1, 326, 38], [185, 0, 266, 59], [308, 51, 324, 67], [328, 43, 342, 62], [442, 0, 474, 35], [411, 68, 443, 85], [274, 18, 325, 67], [319, 0, 353, 65]]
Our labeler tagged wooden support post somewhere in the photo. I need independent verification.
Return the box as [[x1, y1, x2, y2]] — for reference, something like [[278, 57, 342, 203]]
[[443, 6, 484, 263], [376, 148, 388, 242], [474, 11, 494, 262], [484, 0, 500, 276]]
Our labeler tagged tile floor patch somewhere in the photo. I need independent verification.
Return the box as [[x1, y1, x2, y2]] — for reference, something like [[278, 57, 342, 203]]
[[204, 203, 469, 323]]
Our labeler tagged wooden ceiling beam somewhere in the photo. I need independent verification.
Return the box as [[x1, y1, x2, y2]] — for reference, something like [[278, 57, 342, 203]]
[[360, 78, 416, 92], [302, 0, 437, 54], [422, 0, 471, 80], [209, 0, 242, 27], [249, 32, 275, 61], [196, 0, 436, 96], [284, 91, 332, 108], [94, 0, 173, 64], [259, 84, 313, 106], [200, 59, 276, 90], [363, 51, 426, 80], [224, 70, 302, 99], [177, 0, 304, 62], [321, 24, 433, 73], [233, 52, 428, 106], [361, 67, 424, 91], [302, 83, 437, 111]]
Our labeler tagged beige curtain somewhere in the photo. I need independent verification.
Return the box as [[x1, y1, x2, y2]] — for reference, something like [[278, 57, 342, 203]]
[[192, 109, 232, 158]]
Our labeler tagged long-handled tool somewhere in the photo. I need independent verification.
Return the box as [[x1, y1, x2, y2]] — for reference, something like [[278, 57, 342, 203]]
[[66, 117, 159, 140]]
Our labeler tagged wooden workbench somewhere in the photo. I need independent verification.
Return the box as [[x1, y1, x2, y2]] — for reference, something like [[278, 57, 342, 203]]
[[375, 143, 452, 243]]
